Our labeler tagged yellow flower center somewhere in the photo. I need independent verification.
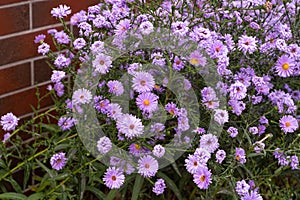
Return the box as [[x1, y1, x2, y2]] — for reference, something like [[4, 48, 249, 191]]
[[134, 144, 141, 150], [190, 58, 199, 65], [143, 99, 150, 106], [145, 163, 150, 169], [200, 175, 206, 182], [285, 122, 291, 127], [140, 80, 146, 86], [282, 63, 289, 70], [236, 155, 240, 161], [99, 60, 105, 65]]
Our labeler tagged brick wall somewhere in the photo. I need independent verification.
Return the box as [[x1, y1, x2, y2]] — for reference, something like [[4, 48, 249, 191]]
[[0, 0, 99, 136]]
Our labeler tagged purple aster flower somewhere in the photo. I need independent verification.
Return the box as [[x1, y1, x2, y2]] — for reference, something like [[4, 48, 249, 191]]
[[153, 178, 166, 195], [227, 126, 238, 138], [287, 43, 300, 58], [95, 98, 110, 114], [185, 154, 204, 174], [73, 38, 86, 50], [276, 39, 287, 51], [51, 5, 71, 18], [51, 70, 66, 83], [91, 41, 104, 54], [34, 34, 46, 43], [238, 35, 257, 54], [235, 148, 246, 164], [1, 113, 19, 131], [58, 117, 74, 131], [259, 116, 269, 124], [194, 148, 211, 165], [153, 144, 165, 158], [78, 22, 92, 37], [215, 149, 226, 163], [54, 82, 64, 97], [103, 167, 125, 189], [275, 55, 295, 77], [200, 133, 219, 153], [54, 54, 71, 68], [107, 80, 124, 96], [189, 51, 206, 67], [107, 103, 122, 120], [257, 125, 266, 135], [97, 136, 112, 154], [229, 81, 247, 100], [249, 22, 260, 30], [136, 92, 159, 113], [54, 31, 70, 44], [2, 133, 10, 143], [50, 152, 67, 170], [70, 10, 87, 25], [38, 43, 50, 55], [249, 127, 258, 135], [116, 114, 144, 139], [72, 88, 92, 105], [214, 109, 229, 125], [253, 142, 265, 153], [184, 79, 192, 91], [192, 127, 206, 135], [241, 191, 263, 200], [132, 71, 155, 93], [177, 116, 190, 132], [151, 52, 166, 67], [93, 54, 112, 74], [193, 166, 212, 189], [139, 21, 154, 35], [173, 56, 185, 71], [235, 180, 250, 196], [129, 143, 143, 156], [209, 40, 228, 59], [165, 102, 179, 116], [290, 155, 299, 170], [138, 155, 159, 178], [251, 95, 263, 105], [47, 28, 57, 35], [114, 19, 131, 36], [171, 21, 189, 36], [279, 115, 299, 133]]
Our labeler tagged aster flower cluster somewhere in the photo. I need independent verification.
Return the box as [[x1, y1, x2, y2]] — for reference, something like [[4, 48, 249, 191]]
[[38, 0, 300, 198], [1, 0, 300, 199]]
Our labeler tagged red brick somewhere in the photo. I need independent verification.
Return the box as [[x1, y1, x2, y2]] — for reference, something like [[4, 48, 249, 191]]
[[0, 27, 62, 66], [0, 0, 25, 6], [0, 63, 31, 95], [0, 84, 53, 117], [0, 4, 29, 36], [32, 0, 100, 28], [34, 58, 53, 84]]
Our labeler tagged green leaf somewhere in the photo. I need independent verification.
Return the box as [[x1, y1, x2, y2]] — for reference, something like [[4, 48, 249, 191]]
[[80, 173, 86, 200], [54, 144, 70, 151], [28, 192, 45, 200], [23, 163, 31, 190], [105, 189, 120, 200], [171, 162, 182, 177], [157, 172, 183, 200], [36, 159, 55, 178], [0, 193, 27, 200], [131, 174, 144, 200], [41, 124, 60, 133], [85, 186, 106, 199], [4, 177, 22, 193]]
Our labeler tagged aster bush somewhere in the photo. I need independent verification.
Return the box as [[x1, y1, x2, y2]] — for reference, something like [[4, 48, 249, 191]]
[[1, 0, 300, 199]]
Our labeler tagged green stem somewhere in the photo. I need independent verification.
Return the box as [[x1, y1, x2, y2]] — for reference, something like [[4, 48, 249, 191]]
[[0, 147, 49, 181]]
